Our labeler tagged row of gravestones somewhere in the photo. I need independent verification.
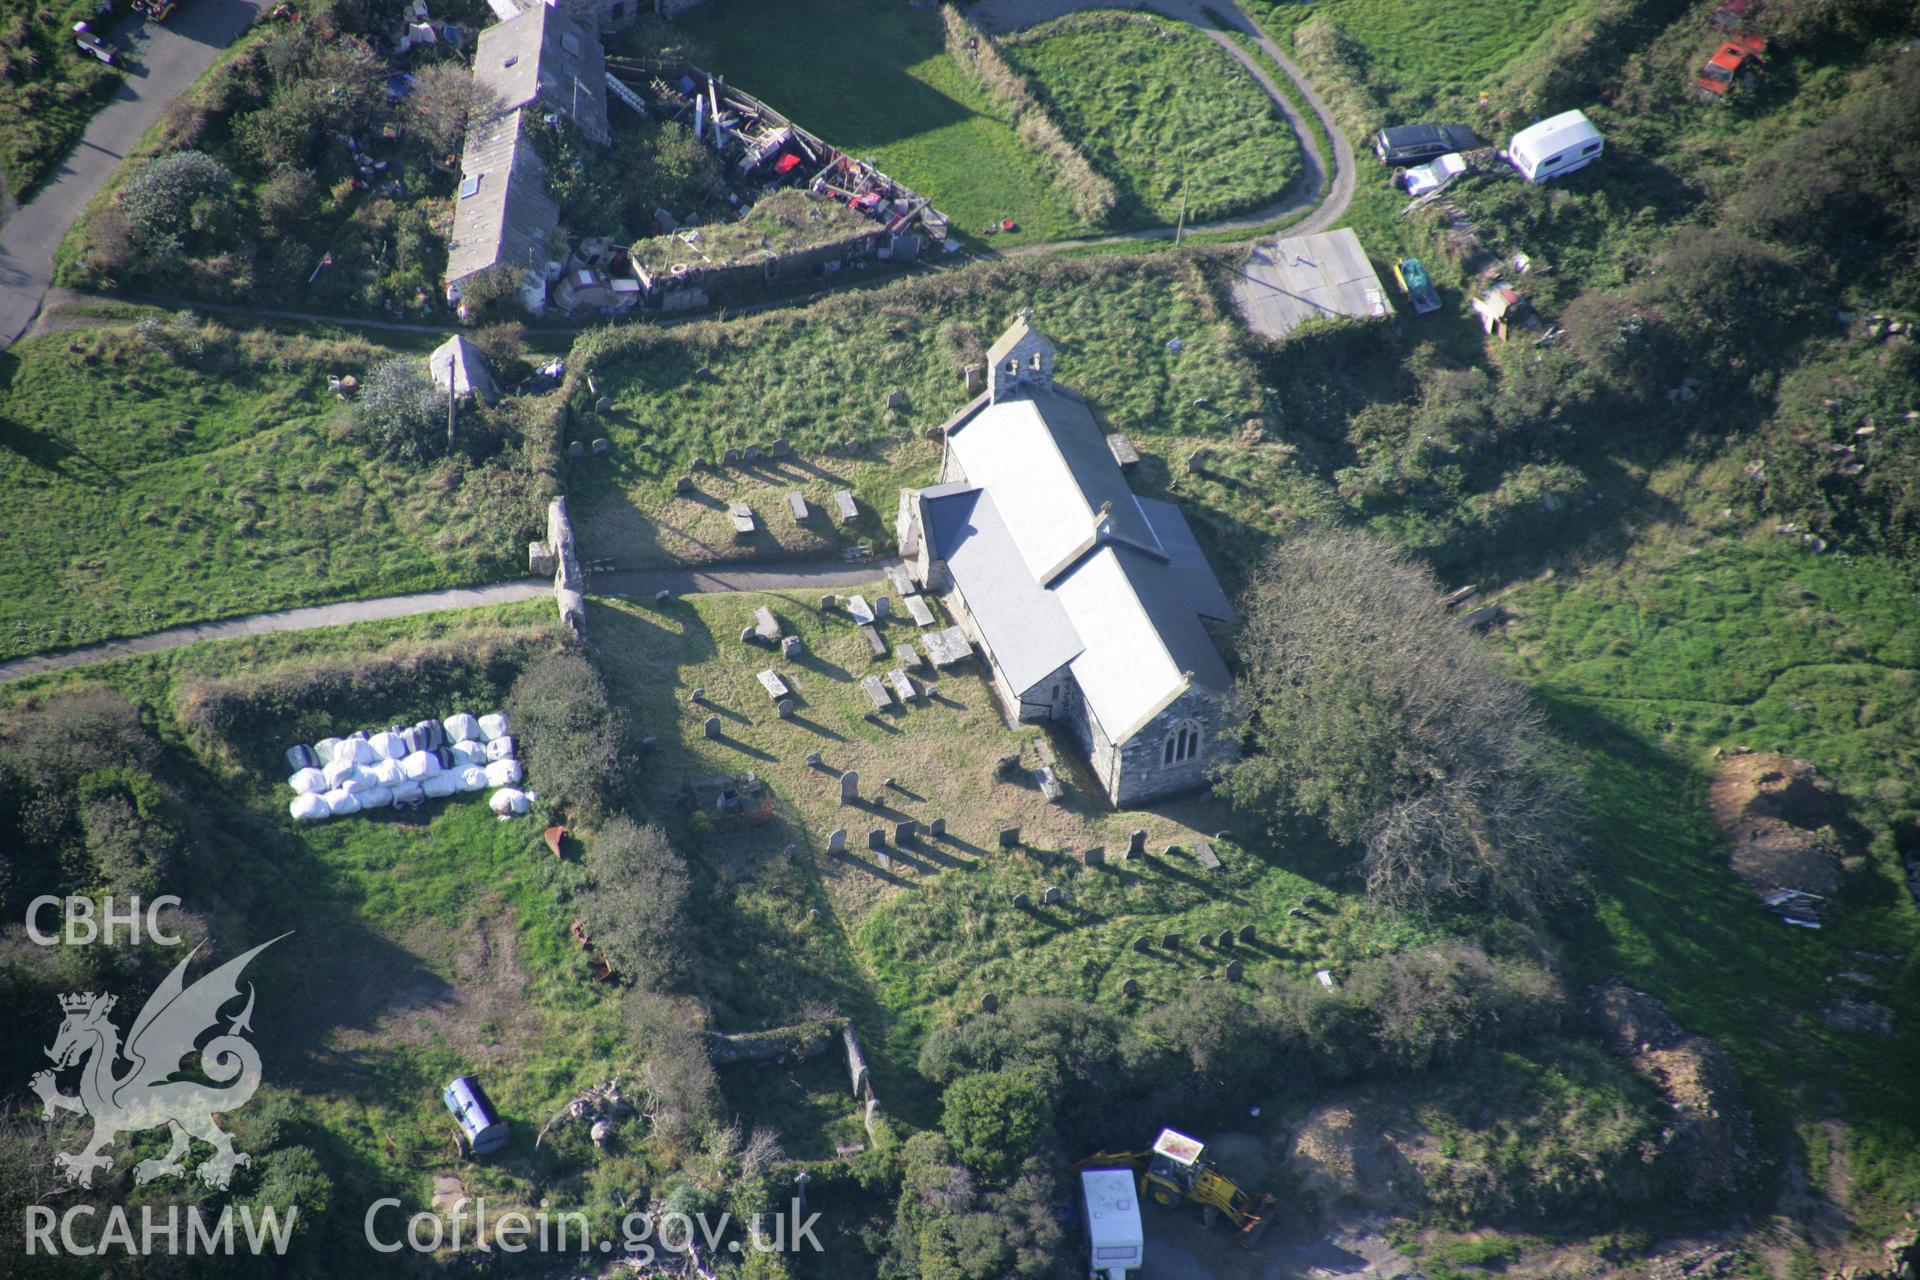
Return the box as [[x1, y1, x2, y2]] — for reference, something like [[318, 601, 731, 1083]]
[[690, 440, 796, 471], [824, 816, 949, 855], [1133, 926, 1258, 951]]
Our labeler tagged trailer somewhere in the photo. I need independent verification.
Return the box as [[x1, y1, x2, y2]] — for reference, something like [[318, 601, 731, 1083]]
[[1505, 109, 1603, 183], [1080, 1168, 1144, 1279]]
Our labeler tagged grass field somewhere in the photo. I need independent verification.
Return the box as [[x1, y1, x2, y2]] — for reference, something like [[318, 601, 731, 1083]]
[[0, 0, 123, 199], [1498, 535, 1920, 1239], [1245, 0, 1597, 112], [674, 0, 1085, 244], [566, 254, 1329, 582], [0, 319, 552, 661], [1001, 12, 1302, 228]]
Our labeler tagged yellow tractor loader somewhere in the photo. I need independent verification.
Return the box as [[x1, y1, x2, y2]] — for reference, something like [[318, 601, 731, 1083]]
[[1075, 1128, 1275, 1248]]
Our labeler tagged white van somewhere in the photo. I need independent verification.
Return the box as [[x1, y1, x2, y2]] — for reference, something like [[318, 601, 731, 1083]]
[[1081, 1168, 1144, 1279], [1506, 109, 1604, 183]]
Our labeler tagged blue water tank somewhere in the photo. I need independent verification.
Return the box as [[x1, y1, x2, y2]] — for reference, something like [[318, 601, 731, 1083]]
[[443, 1076, 509, 1155]]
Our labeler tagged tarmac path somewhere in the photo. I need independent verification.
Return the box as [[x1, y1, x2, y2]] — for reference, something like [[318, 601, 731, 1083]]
[[0, 559, 901, 683], [0, 0, 263, 350]]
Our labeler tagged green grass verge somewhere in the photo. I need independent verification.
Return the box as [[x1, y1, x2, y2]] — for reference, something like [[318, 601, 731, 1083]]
[[0, 0, 123, 199], [674, 0, 1084, 246], [1000, 11, 1302, 228], [0, 319, 550, 660]]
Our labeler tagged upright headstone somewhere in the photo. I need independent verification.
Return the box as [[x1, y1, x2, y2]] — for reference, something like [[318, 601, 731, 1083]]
[[776, 698, 794, 720], [868, 829, 887, 852], [654, 589, 672, 604], [999, 826, 1020, 848], [840, 771, 859, 805], [722, 447, 741, 465], [675, 475, 694, 494], [893, 820, 916, 846], [1128, 829, 1147, 859], [980, 992, 999, 1014], [1134, 935, 1153, 954], [743, 444, 762, 463], [1042, 886, 1062, 906], [782, 635, 803, 659], [828, 829, 847, 854], [1225, 959, 1244, 982], [1163, 933, 1181, 950], [874, 595, 891, 621], [820, 594, 836, 611], [1083, 846, 1105, 867], [929, 817, 946, 838], [1217, 931, 1235, 950], [1012, 892, 1031, 909], [1239, 925, 1257, 945], [703, 716, 721, 739], [806, 751, 823, 768], [1122, 978, 1141, 997]]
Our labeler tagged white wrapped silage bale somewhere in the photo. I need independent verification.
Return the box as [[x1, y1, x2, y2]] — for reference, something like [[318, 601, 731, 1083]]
[[422, 772, 459, 800], [399, 750, 439, 781], [289, 768, 327, 795], [478, 713, 510, 741], [484, 759, 523, 787], [456, 766, 488, 792], [489, 788, 530, 816], [325, 788, 362, 816], [289, 793, 330, 821], [443, 713, 481, 743]]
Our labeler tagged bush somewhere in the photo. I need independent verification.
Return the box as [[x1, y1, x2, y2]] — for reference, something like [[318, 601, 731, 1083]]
[[505, 652, 627, 820], [622, 989, 719, 1154], [117, 150, 235, 252], [1630, 229, 1817, 377], [1224, 530, 1587, 918], [889, 1134, 1064, 1280], [939, 1072, 1053, 1184], [578, 817, 690, 991], [404, 61, 504, 163], [354, 356, 449, 463]]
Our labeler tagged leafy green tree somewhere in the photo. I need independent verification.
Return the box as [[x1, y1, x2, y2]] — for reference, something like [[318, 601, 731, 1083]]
[[117, 150, 235, 253], [939, 1071, 1052, 1183], [578, 817, 690, 991], [1223, 529, 1585, 918]]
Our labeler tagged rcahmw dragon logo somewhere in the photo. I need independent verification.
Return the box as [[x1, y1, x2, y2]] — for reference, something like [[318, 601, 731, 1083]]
[[31, 934, 289, 1190]]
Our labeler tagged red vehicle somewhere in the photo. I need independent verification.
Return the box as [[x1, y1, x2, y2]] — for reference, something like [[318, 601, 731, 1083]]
[[1694, 35, 1767, 98], [134, 0, 178, 21]]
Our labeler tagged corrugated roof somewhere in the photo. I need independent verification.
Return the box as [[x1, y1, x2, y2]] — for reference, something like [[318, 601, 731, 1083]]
[[1232, 227, 1392, 340], [429, 334, 500, 402], [473, 3, 609, 144]]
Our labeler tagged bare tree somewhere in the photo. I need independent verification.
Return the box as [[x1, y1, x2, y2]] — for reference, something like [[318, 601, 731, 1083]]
[[1223, 529, 1584, 917], [405, 62, 504, 163]]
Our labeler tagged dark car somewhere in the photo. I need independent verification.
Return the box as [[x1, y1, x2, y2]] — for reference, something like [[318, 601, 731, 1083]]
[[1372, 123, 1481, 166]]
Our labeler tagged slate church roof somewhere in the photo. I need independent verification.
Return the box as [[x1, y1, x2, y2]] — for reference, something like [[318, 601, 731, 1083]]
[[920, 386, 1234, 744]]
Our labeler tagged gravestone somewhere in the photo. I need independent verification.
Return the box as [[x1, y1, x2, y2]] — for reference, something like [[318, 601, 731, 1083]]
[[820, 594, 836, 611], [776, 698, 794, 720], [833, 490, 858, 524], [980, 993, 999, 1014], [929, 817, 946, 838], [886, 668, 915, 703], [675, 475, 694, 494], [886, 564, 914, 596], [1133, 935, 1153, 954], [592, 437, 610, 456], [1194, 842, 1222, 870], [827, 829, 846, 854], [756, 668, 789, 700], [847, 595, 876, 625], [1122, 979, 1141, 997], [594, 396, 612, 413], [839, 771, 859, 804], [1012, 892, 1031, 909], [1239, 925, 1256, 945], [1041, 886, 1062, 906], [702, 716, 721, 739], [1163, 933, 1181, 950], [754, 606, 781, 642], [743, 444, 762, 462], [740, 626, 757, 645], [895, 643, 921, 670], [868, 829, 886, 852], [893, 820, 916, 846], [1217, 931, 1235, 950], [1035, 767, 1063, 802], [730, 503, 755, 536], [654, 589, 671, 604], [722, 447, 741, 465], [1225, 959, 1244, 982], [905, 594, 936, 627], [1128, 829, 1147, 858], [877, 851, 891, 871], [1161, 843, 1181, 859], [771, 438, 792, 458], [782, 635, 803, 659], [568, 440, 584, 459], [640, 735, 656, 750], [874, 595, 891, 621], [786, 491, 810, 523], [999, 826, 1020, 848], [691, 455, 708, 470], [860, 675, 892, 712], [806, 751, 823, 768], [1083, 846, 1105, 867], [861, 626, 886, 659]]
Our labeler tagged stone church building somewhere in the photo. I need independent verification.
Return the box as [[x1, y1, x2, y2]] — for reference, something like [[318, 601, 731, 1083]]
[[896, 314, 1239, 807]]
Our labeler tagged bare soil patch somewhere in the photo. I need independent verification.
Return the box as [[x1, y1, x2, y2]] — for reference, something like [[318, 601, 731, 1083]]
[[1708, 750, 1847, 897]]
